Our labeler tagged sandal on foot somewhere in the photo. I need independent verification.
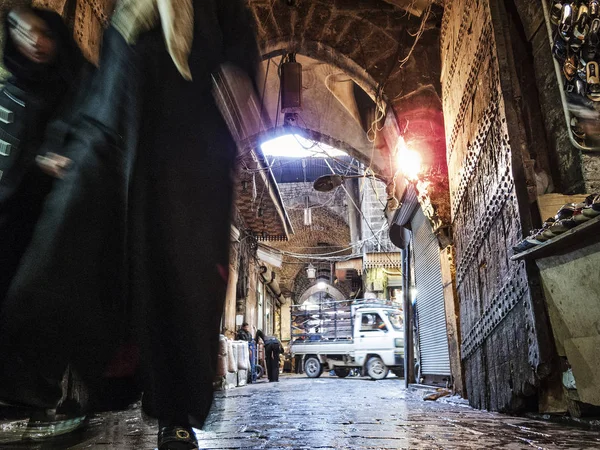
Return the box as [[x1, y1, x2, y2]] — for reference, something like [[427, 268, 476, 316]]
[[158, 426, 198, 450]]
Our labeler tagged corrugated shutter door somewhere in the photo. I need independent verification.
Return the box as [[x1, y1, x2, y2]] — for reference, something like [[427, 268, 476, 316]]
[[394, 185, 419, 227], [411, 209, 451, 376]]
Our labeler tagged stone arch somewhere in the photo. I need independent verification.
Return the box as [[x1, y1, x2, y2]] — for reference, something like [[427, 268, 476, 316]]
[[250, 46, 399, 178], [260, 39, 382, 104], [298, 283, 346, 304], [248, 0, 444, 102]]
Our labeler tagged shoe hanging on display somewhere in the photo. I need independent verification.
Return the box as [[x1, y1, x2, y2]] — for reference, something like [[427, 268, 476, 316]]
[[550, 1, 600, 147]]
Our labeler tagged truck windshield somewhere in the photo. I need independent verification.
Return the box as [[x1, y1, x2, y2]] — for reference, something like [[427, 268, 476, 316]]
[[385, 311, 404, 331]]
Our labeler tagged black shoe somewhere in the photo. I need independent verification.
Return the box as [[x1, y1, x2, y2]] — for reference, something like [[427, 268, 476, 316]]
[[584, 17, 600, 59], [553, 32, 568, 63], [572, 4, 590, 51], [158, 425, 198, 450]]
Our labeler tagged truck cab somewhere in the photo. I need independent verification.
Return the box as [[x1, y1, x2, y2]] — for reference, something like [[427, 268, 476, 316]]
[[352, 306, 405, 374]]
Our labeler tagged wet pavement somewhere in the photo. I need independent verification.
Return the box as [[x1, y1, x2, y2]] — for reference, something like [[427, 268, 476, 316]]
[[2, 374, 600, 449]]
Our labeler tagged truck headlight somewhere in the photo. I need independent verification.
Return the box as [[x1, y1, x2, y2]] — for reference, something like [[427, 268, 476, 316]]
[[394, 338, 403, 347]]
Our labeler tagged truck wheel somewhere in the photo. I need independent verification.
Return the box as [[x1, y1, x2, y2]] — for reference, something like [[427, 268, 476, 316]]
[[334, 368, 350, 378], [366, 357, 389, 380], [304, 357, 323, 378]]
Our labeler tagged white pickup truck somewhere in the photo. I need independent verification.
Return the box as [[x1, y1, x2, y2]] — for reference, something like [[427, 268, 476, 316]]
[[290, 300, 404, 380]]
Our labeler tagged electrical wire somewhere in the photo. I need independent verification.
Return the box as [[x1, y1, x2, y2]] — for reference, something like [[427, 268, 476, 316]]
[[278, 224, 391, 260]]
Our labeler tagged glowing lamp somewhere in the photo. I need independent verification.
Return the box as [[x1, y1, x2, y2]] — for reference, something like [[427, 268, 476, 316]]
[[396, 137, 422, 181]]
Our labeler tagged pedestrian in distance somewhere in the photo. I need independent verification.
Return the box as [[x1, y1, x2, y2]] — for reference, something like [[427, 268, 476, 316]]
[[255, 330, 284, 382], [236, 322, 253, 342]]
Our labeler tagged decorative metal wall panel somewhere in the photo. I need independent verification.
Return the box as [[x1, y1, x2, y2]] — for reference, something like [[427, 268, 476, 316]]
[[442, 0, 476, 106], [441, 0, 543, 411], [461, 261, 528, 358], [447, 23, 494, 159], [450, 100, 499, 219]]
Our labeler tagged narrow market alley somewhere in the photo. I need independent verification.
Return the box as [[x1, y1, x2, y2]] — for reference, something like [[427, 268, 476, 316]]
[[4, 375, 599, 450]]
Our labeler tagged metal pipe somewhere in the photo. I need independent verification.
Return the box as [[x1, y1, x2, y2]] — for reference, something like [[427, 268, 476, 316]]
[[541, 0, 600, 151], [402, 247, 415, 387]]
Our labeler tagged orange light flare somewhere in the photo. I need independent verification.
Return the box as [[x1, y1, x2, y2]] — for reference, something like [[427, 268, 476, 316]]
[[395, 137, 422, 181]]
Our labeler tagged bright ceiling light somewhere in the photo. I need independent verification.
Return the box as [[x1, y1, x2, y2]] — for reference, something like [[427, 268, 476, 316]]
[[317, 281, 327, 290], [396, 137, 422, 180], [260, 134, 347, 158]]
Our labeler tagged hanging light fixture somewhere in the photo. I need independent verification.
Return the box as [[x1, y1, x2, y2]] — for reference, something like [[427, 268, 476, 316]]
[[303, 196, 312, 226], [281, 53, 302, 112], [306, 263, 316, 279]]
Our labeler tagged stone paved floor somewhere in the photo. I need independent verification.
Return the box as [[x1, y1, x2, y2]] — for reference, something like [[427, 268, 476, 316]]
[[2, 374, 600, 449]]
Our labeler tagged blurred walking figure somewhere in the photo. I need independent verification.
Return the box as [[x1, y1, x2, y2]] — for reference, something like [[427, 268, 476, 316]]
[[0, 1, 260, 449], [0, 6, 83, 305], [256, 330, 284, 382]]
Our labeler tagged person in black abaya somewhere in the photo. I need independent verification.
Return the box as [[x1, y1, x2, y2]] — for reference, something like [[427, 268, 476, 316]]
[[0, 1, 260, 449], [0, 6, 83, 305]]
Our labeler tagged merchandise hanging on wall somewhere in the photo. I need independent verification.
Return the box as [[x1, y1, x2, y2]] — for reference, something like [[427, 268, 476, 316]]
[[549, 0, 600, 150]]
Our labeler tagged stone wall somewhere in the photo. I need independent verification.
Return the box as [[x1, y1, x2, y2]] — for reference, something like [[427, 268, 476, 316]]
[[277, 181, 348, 221], [273, 180, 365, 301]]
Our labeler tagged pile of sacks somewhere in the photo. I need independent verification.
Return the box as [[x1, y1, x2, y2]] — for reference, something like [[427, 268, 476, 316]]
[[513, 193, 600, 253], [216, 335, 251, 390]]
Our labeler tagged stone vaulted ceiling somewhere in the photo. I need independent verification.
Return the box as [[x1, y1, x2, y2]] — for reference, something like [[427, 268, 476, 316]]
[[248, 0, 447, 184]]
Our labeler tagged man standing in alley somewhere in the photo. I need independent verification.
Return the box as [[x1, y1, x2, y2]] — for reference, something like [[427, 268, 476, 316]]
[[236, 323, 253, 342], [255, 330, 284, 383]]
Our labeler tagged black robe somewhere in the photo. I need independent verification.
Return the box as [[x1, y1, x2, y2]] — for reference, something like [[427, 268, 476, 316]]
[[0, 0, 259, 427]]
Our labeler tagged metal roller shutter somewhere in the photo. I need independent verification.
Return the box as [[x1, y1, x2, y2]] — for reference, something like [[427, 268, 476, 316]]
[[411, 208, 451, 376]]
